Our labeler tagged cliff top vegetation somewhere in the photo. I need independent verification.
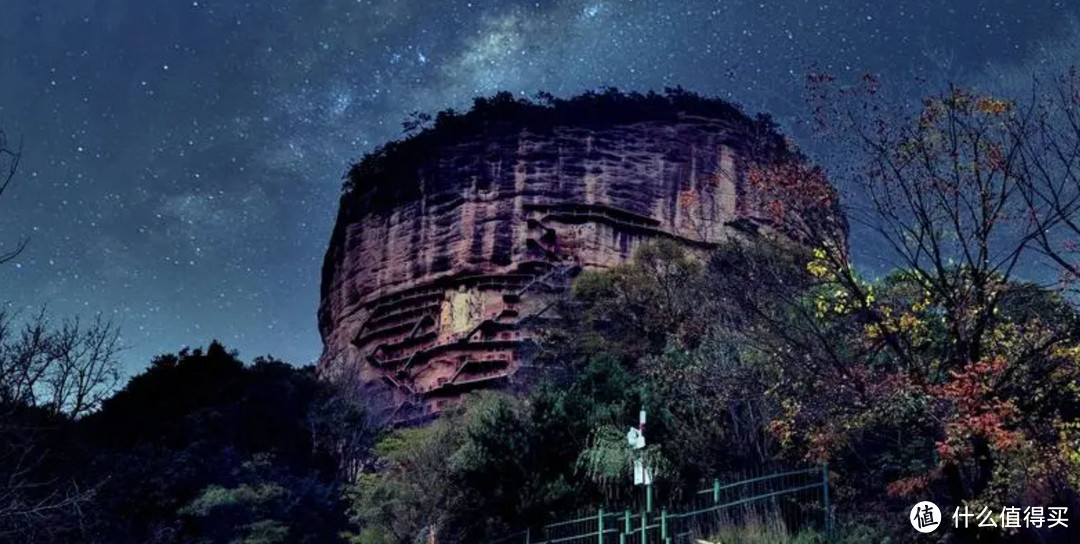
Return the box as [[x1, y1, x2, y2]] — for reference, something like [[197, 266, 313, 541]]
[[341, 87, 796, 198]]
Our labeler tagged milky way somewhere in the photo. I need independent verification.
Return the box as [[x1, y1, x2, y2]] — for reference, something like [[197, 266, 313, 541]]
[[0, 0, 1077, 373]]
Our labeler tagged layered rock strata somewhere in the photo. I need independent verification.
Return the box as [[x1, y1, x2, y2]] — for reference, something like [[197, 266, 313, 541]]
[[318, 97, 820, 425]]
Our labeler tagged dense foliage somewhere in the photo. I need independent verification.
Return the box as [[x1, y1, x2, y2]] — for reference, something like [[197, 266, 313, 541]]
[[87, 343, 373, 543], [0, 340, 372, 544]]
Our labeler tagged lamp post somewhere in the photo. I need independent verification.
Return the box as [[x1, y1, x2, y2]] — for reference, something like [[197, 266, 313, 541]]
[[626, 409, 653, 543], [627, 409, 652, 510]]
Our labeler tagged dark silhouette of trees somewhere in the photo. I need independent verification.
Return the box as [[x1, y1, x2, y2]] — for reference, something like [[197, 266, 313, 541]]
[[0, 310, 122, 419], [0, 312, 123, 541], [77, 342, 370, 544], [0, 322, 370, 543]]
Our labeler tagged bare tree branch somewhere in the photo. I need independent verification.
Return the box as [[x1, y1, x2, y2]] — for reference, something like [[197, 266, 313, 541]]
[[0, 308, 122, 539], [0, 129, 28, 265]]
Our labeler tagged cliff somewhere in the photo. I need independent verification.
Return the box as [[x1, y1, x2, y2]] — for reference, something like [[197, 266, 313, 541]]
[[318, 89, 826, 425]]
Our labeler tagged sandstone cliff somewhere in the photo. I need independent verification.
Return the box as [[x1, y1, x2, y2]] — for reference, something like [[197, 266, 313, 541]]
[[318, 90, 824, 425]]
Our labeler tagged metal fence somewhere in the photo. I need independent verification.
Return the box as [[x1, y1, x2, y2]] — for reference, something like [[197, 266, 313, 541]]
[[482, 465, 832, 544]]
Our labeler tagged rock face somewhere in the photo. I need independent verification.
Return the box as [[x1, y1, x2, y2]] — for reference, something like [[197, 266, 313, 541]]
[[318, 92, 820, 425]]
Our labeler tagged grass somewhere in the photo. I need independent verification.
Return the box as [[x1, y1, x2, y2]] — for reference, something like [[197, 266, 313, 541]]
[[700, 503, 891, 544], [704, 507, 824, 544]]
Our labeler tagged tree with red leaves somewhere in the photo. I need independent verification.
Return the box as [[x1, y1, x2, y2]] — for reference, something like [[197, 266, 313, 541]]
[[708, 72, 1080, 540]]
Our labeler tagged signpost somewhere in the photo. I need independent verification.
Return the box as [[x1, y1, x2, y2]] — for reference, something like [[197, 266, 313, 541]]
[[628, 409, 652, 513]]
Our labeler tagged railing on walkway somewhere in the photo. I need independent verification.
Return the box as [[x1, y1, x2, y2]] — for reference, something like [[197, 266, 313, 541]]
[[481, 465, 833, 544]]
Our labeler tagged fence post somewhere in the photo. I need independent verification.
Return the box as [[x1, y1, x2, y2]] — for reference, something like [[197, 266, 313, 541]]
[[822, 463, 833, 536], [619, 509, 630, 544], [646, 482, 653, 513], [660, 509, 668, 541], [712, 478, 720, 504], [525, 527, 530, 544], [598, 507, 605, 544], [640, 510, 648, 544]]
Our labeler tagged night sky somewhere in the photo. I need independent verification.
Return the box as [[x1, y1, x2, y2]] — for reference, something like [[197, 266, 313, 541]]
[[1, 0, 1077, 374]]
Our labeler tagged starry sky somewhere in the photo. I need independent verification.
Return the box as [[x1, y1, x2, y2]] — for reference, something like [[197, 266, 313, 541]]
[[1, 0, 1078, 374]]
